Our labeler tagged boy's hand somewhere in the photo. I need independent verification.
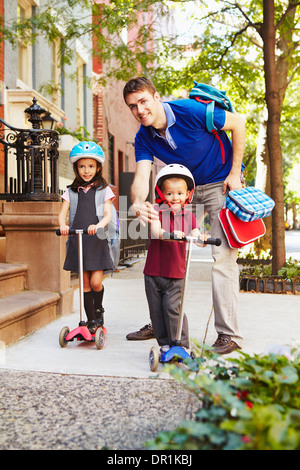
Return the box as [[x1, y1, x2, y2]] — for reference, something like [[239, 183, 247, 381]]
[[195, 232, 209, 247], [173, 230, 186, 240]]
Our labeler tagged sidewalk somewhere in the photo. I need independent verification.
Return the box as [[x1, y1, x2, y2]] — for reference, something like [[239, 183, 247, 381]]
[[1, 247, 299, 450], [1, 247, 299, 379]]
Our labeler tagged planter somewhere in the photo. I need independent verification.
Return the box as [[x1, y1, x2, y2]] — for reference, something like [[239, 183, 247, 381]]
[[240, 276, 300, 295], [237, 258, 272, 266], [59, 134, 79, 152]]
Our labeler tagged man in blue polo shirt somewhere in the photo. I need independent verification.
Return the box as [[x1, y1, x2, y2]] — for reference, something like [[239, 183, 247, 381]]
[[123, 77, 246, 355]]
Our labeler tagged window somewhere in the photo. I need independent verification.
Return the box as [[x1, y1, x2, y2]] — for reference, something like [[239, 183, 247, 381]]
[[76, 55, 85, 128], [51, 39, 61, 107], [118, 150, 124, 173], [17, 3, 32, 86]]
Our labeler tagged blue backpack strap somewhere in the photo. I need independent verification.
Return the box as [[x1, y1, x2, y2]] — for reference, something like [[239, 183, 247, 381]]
[[205, 100, 217, 133]]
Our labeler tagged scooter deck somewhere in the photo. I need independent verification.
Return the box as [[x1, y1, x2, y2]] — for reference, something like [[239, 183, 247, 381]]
[[160, 346, 190, 363], [66, 325, 107, 342]]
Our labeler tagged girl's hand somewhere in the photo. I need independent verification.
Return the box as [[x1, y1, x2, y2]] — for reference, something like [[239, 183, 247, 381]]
[[59, 225, 70, 236], [87, 224, 98, 236]]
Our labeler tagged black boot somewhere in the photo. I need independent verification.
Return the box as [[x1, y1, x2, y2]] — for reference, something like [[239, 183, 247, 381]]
[[84, 291, 97, 333], [93, 287, 104, 327]]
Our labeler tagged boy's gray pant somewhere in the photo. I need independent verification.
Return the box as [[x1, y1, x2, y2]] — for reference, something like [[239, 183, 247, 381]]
[[144, 275, 189, 348], [193, 182, 243, 347]]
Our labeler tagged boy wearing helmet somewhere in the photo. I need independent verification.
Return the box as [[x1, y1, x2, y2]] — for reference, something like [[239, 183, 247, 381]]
[[124, 77, 244, 355], [143, 164, 204, 352], [58, 141, 115, 332]]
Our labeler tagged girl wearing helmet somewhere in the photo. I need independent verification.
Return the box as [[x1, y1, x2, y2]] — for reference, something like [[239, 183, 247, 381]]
[[143, 164, 205, 352], [58, 141, 114, 332]]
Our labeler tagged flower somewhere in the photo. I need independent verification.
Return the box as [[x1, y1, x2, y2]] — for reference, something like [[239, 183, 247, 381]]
[[236, 390, 249, 400], [245, 401, 253, 409], [241, 435, 251, 444]]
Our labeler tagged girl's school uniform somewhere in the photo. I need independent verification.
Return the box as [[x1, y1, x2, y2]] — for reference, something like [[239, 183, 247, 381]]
[[62, 184, 115, 273]]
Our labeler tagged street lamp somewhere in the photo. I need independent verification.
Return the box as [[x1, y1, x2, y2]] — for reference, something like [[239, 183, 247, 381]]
[[25, 97, 46, 129], [23, 98, 59, 198], [42, 111, 57, 130]]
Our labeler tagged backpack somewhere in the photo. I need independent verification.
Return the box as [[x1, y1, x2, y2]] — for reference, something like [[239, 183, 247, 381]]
[[189, 81, 234, 164], [68, 187, 120, 273], [219, 207, 266, 249]]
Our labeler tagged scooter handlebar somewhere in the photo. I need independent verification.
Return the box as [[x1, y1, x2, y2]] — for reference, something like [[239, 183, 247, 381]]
[[162, 231, 221, 246], [56, 228, 88, 236]]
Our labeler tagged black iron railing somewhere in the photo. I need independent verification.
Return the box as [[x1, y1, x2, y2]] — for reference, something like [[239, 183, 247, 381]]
[[118, 213, 149, 263], [0, 98, 60, 202]]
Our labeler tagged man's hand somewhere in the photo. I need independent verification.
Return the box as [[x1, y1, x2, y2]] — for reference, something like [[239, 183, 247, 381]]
[[222, 171, 243, 195], [131, 202, 159, 226]]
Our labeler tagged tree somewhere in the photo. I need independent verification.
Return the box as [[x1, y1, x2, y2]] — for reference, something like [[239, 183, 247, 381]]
[[153, 0, 300, 274], [1, 0, 300, 272]]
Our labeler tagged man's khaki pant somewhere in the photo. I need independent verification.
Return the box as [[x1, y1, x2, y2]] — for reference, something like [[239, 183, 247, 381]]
[[193, 182, 243, 348]]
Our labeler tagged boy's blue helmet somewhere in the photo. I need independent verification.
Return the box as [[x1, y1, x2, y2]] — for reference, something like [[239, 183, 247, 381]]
[[69, 141, 105, 164]]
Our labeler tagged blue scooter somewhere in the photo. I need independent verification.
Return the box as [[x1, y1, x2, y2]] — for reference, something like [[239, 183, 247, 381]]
[[149, 233, 221, 372]]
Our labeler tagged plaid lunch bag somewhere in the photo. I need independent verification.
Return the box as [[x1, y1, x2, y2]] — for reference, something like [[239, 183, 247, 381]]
[[225, 187, 275, 222]]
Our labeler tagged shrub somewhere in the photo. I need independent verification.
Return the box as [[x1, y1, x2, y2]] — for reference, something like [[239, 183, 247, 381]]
[[146, 342, 300, 450]]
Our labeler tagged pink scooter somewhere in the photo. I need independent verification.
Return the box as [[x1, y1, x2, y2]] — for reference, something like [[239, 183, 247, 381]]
[[56, 228, 106, 350]]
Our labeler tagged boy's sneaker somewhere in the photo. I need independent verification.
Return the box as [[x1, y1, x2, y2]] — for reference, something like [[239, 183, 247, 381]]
[[160, 345, 170, 354], [126, 323, 154, 340]]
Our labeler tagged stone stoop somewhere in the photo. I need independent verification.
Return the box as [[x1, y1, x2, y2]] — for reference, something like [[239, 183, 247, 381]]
[[0, 263, 60, 346], [0, 262, 28, 298]]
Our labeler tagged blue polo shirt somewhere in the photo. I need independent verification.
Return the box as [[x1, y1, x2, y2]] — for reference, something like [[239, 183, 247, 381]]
[[134, 99, 233, 185]]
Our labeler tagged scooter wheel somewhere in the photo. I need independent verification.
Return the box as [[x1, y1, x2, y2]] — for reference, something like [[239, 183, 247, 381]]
[[95, 327, 105, 350], [149, 347, 159, 372], [59, 326, 70, 348]]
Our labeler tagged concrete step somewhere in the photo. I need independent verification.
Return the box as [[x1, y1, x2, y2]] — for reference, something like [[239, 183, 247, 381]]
[[0, 290, 60, 346], [0, 262, 27, 298]]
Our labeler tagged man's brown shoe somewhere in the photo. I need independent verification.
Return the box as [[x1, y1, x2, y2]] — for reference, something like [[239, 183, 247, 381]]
[[212, 334, 241, 355], [126, 323, 155, 341]]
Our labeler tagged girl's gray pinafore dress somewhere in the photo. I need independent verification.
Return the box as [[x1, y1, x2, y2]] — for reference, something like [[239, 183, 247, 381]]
[[63, 187, 114, 273]]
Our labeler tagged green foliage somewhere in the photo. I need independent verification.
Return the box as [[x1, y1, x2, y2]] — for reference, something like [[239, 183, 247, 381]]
[[146, 342, 300, 450], [1, 0, 300, 193], [56, 123, 98, 143], [240, 257, 300, 279], [278, 258, 300, 280]]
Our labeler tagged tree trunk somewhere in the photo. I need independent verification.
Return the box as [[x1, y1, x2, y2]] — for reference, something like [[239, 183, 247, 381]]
[[255, 110, 272, 254], [261, 0, 286, 273]]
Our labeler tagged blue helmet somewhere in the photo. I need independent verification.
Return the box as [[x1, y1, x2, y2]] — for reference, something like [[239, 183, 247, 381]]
[[69, 141, 105, 164]]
